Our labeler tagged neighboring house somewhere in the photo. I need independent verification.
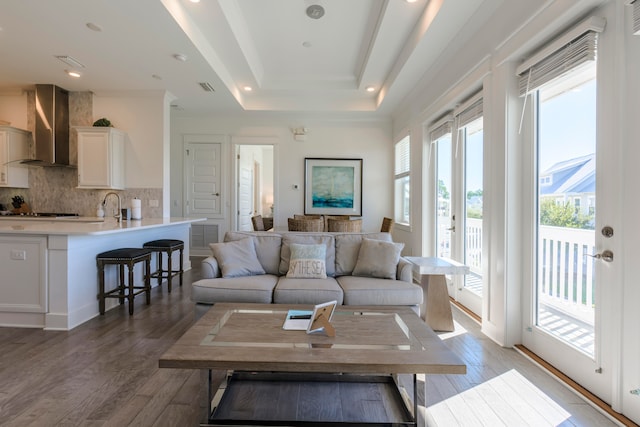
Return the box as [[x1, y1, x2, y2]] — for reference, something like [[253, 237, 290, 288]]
[[539, 153, 595, 216]]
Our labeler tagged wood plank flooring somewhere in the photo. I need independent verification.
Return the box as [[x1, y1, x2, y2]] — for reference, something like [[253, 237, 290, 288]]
[[0, 257, 626, 426]]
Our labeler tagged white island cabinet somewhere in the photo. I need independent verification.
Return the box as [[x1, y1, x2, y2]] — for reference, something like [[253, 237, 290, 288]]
[[76, 126, 126, 189], [0, 126, 31, 188], [0, 217, 204, 330]]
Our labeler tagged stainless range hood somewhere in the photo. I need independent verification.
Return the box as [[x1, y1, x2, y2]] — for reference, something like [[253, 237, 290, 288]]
[[21, 84, 74, 167]]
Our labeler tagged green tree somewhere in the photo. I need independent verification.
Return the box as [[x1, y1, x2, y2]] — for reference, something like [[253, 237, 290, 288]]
[[467, 189, 483, 199], [438, 179, 449, 200], [539, 199, 593, 229]]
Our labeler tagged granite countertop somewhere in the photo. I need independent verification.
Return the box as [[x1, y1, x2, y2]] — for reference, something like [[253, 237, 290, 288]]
[[0, 217, 206, 235]]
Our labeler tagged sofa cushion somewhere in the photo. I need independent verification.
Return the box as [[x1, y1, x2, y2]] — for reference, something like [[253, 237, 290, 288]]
[[274, 277, 344, 305], [286, 243, 327, 279], [191, 275, 279, 304], [209, 238, 265, 278], [279, 234, 336, 277], [224, 231, 282, 275], [352, 238, 404, 280], [334, 232, 393, 276], [336, 276, 422, 306]]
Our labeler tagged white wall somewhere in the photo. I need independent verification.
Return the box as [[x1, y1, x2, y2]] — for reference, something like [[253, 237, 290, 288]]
[[170, 114, 392, 238]]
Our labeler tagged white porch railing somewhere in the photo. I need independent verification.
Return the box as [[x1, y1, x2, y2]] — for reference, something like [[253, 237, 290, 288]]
[[439, 217, 595, 326], [538, 225, 595, 325]]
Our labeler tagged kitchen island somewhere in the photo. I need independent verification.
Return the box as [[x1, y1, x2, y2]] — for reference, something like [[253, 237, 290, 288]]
[[0, 217, 205, 330]]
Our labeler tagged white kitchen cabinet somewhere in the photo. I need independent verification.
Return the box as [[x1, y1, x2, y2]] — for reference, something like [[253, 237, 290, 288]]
[[0, 235, 47, 316], [0, 126, 31, 188], [76, 127, 126, 189]]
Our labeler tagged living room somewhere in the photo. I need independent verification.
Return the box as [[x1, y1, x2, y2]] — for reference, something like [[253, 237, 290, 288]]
[[1, 0, 639, 425]]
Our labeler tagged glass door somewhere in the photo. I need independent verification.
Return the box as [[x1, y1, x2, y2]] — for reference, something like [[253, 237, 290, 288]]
[[435, 135, 452, 260], [458, 119, 484, 315], [524, 61, 612, 400]]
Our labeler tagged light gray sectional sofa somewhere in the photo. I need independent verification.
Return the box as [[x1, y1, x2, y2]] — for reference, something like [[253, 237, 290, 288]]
[[191, 231, 423, 312]]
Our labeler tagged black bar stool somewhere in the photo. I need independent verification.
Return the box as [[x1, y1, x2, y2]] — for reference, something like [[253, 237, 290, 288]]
[[97, 248, 152, 315], [142, 239, 184, 292]]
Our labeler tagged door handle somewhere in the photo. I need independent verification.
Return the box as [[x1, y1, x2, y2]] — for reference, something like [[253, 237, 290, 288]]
[[212, 193, 220, 196], [586, 250, 613, 262], [446, 226, 455, 231]]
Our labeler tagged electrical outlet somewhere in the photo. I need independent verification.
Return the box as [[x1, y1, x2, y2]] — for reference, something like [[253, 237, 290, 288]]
[[149, 199, 159, 207], [10, 249, 26, 260]]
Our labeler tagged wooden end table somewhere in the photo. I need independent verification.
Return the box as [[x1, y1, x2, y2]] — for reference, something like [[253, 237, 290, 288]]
[[405, 257, 470, 332]]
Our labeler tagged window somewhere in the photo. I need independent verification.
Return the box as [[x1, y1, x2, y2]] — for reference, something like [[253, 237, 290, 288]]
[[394, 135, 410, 225]]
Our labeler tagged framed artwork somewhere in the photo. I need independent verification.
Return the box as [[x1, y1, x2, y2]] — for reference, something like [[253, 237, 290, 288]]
[[304, 158, 362, 216]]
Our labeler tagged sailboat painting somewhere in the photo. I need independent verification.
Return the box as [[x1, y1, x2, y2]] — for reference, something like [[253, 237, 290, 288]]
[[304, 158, 362, 216]]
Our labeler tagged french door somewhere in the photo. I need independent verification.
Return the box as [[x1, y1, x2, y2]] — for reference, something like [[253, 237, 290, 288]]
[[434, 112, 484, 318], [522, 64, 614, 401]]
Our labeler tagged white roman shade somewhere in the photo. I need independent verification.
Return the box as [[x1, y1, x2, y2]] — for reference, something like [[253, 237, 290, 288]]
[[429, 114, 453, 142], [516, 16, 606, 96], [632, 0, 640, 35], [454, 92, 483, 128]]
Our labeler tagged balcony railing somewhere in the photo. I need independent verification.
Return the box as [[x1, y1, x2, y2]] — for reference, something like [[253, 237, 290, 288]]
[[538, 225, 595, 325], [440, 217, 595, 351]]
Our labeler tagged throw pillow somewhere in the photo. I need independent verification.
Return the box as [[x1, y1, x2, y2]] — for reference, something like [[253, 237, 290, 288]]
[[209, 238, 265, 278], [352, 238, 404, 280], [286, 243, 327, 279]]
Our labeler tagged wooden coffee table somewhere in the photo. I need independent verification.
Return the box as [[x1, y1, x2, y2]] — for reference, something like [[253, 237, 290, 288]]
[[159, 303, 466, 426]]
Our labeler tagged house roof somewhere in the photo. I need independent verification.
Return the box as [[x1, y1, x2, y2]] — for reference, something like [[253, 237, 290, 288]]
[[540, 153, 595, 195]]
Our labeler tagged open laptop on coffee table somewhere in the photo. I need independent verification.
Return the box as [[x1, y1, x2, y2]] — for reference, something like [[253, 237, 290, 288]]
[[159, 303, 466, 426]]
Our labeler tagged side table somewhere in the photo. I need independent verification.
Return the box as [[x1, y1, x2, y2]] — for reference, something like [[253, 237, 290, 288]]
[[405, 257, 470, 332]]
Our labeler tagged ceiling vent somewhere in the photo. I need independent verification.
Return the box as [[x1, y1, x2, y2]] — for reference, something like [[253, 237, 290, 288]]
[[198, 82, 215, 92], [306, 5, 325, 19]]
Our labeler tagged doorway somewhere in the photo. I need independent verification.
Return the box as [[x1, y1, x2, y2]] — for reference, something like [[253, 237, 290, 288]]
[[235, 143, 275, 231]]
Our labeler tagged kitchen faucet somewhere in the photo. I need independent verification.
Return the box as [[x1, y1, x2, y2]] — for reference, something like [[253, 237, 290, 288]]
[[103, 192, 122, 223]]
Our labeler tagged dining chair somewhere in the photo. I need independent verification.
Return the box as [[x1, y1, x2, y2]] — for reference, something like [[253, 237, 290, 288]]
[[381, 217, 394, 233], [287, 217, 324, 232], [251, 215, 265, 231], [327, 218, 362, 232]]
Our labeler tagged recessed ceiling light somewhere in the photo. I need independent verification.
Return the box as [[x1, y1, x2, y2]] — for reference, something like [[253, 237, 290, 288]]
[[406, 0, 418, 3], [243, 86, 253, 92], [189, 0, 200, 3], [366, 86, 376, 92], [86, 22, 102, 32], [65, 70, 81, 78], [173, 53, 187, 62]]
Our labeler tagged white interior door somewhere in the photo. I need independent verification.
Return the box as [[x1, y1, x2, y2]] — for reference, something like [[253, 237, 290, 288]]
[[238, 162, 253, 231], [184, 141, 222, 217]]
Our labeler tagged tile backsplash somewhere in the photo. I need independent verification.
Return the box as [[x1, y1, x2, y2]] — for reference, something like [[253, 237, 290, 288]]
[[0, 90, 163, 217]]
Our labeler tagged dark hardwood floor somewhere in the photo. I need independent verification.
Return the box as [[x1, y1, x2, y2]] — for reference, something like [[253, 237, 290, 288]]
[[0, 257, 624, 426]]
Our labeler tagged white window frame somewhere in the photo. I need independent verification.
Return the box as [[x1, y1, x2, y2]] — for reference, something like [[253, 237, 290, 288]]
[[394, 135, 411, 226]]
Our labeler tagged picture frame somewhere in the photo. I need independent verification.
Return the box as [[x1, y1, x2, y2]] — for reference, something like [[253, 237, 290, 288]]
[[304, 158, 363, 216], [307, 300, 337, 335]]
